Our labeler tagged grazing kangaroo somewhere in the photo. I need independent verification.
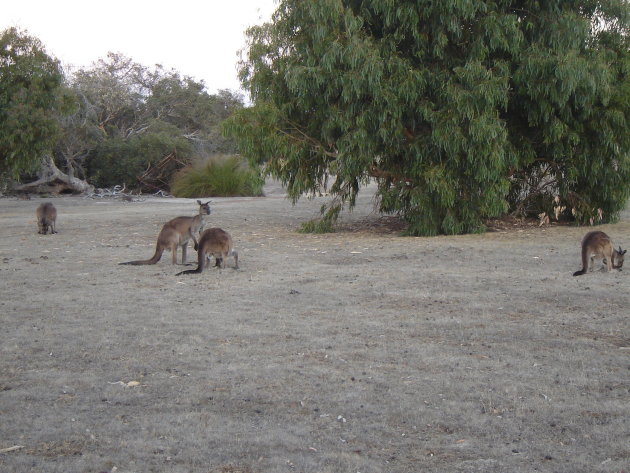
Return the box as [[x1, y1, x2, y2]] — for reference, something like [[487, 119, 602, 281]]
[[573, 231, 626, 276], [36, 202, 57, 234], [176, 228, 238, 275], [120, 200, 211, 265]]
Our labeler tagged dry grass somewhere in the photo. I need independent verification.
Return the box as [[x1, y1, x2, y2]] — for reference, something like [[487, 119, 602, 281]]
[[0, 183, 629, 473]]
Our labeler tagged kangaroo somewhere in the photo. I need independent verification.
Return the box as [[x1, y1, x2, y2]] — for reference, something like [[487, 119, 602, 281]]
[[573, 231, 626, 276], [120, 200, 211, 265], [36, 202, 57, 235], [176, 228, 238, 275]]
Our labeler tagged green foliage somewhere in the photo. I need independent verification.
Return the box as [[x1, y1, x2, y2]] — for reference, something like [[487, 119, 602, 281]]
[[503, 2, 630, 225], [0, 28, 71, 179], [170, 155, 264, 198], [64, 53, 244, 190], [87, 121, 192, 188], [226, 0, 630, 235]]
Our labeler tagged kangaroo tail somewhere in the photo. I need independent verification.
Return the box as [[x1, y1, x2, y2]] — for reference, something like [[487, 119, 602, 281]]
[[175, 267, 202, 275], [119, 247, 163, 265], [573, 243, 588, 276], [176, 249, 205, 275]]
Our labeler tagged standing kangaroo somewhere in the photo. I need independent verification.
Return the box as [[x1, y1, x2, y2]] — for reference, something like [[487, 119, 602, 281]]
[[120, 200, 211, 265], [36, 202, 57, 235], [176, 228, 238, 275], [573, 231, 626, 276]]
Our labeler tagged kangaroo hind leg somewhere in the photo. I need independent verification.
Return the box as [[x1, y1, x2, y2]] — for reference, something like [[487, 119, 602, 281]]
[[181, 243, 188, 265], [170, 243, 179, 264]]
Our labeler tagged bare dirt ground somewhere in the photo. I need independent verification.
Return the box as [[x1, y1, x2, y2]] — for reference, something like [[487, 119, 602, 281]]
[[1, 181, 629, 473]]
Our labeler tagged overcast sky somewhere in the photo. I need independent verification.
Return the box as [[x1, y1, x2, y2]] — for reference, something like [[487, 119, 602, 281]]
[[2, 0, 277, 96]]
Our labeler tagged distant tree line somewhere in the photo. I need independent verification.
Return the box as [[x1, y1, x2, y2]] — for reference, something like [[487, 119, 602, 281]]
[[4, 0, 630, 237], [1, 27, 244, 193]]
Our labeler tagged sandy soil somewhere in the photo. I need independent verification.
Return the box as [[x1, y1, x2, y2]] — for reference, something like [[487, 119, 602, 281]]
[[1, 181, 629, 473]]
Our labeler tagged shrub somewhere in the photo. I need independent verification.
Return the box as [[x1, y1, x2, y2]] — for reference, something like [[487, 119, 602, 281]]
[[87, 125, 193, 189], [170, 155, 264, 198]]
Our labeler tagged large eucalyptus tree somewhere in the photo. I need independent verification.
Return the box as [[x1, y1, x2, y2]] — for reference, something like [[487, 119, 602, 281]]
[[226, 0, 630, 235]]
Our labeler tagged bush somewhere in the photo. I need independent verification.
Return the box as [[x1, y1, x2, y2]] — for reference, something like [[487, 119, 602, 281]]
[[87, 124, 193, 189], [170, 155, 264, 198]]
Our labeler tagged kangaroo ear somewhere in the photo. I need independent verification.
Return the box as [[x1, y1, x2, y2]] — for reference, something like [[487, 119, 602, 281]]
[[197, 199, 202, 205]]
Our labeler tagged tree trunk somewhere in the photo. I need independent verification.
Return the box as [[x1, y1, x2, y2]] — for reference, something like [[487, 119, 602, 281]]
[[14, 156, 94, 195]]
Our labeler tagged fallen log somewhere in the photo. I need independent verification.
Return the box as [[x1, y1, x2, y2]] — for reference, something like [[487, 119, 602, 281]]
[[13, 156, 94, 195]]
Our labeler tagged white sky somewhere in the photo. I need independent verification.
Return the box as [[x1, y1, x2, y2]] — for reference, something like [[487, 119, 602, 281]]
[[2, 0, 277, 96]]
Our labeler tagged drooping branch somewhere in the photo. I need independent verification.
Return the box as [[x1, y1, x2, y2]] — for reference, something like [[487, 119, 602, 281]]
[[278, 119, 339, 159], [368, 164, 414, 185]]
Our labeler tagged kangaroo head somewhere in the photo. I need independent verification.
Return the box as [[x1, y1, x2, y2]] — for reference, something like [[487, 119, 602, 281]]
[[196, 200, 212, 216], [614, 246, 626, 268]]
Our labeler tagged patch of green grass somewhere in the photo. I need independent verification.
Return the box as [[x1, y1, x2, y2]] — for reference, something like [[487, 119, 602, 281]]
[[171, 155, 264, 198], [298, 218, 335, 234], [298, 203, 340, 233]]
